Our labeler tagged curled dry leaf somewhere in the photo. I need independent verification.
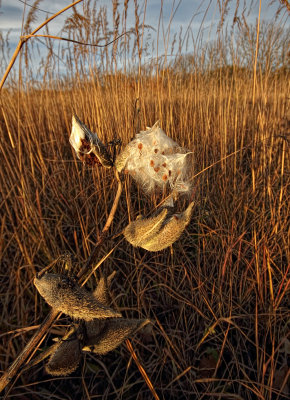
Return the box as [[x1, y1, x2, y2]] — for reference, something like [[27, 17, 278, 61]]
[[273, 365, 289, 394], [198, 348, 219, 379], [124, 202, 194, 251]]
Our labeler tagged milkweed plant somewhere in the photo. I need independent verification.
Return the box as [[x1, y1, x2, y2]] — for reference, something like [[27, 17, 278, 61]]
[[70, 115, 195, 252], [31, 115, 195, 377]]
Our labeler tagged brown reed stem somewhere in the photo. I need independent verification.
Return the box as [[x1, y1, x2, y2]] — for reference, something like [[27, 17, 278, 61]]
[[1, 166, 157, 398], [126, 339, 160, 400], [0, 309, 60, 392], [77, 169, 123, 279], [252, 0, 262, 104], [0, 0, 84, 91], [20, 32, 129, 48]]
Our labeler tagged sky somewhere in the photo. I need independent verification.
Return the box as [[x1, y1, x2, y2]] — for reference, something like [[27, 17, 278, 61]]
[[0, 0, 289, 75]]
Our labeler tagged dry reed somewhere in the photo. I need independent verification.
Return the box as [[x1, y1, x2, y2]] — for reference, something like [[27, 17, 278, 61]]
[[0, 0, 289, 399]]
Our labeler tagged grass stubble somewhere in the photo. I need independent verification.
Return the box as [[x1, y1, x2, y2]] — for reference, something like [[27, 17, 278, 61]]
[[0, 0, 289, 399]]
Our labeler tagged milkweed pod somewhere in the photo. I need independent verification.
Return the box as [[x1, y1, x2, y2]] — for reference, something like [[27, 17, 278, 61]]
[[93, 271, 116, 306], [34, 273, 122, 321], [82, 319, 151, 355], [84, 271, 120, 338], [141, 202, 194, 251], [114, 142, 134, 172], [114, 121, 193, 194], [124, 208, 168, 248], [46, 338, 82, 376], [70, 114, 113, 168]]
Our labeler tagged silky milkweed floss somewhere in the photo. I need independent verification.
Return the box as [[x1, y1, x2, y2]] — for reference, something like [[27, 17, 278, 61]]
[[115, 121, 193, 195]]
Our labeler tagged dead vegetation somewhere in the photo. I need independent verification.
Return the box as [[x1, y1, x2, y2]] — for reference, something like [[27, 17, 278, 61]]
[[0, 1, 289, 399]]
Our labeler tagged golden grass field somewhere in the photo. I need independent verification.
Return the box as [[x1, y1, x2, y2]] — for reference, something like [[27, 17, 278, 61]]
[[0, 1, 289, 399]]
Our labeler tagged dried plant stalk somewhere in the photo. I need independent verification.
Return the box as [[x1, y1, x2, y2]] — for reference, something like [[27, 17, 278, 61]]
[[0, 0, 84, 91], [0, 309, 60, 392], [0, 169, 123, 393]]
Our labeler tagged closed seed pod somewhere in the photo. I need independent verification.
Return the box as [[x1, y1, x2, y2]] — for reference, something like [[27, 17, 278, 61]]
[[34, 273, 122, 321], [46, 338, 82, 376], [93, 271, 116, 306], [83, 319, 151, 355], [124, 202, 194, 251]]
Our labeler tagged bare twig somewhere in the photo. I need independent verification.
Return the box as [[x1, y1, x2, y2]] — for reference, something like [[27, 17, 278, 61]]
[[20, 32, 129, 48], [0, 309, 60, 392], [0, 4, 130, 91], [0, 0, 85, 91]]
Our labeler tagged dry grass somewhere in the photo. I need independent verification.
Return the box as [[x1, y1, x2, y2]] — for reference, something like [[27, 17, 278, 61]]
[[0, 1, 289, 399]]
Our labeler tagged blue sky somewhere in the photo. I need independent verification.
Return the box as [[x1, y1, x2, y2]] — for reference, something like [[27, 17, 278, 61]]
[[0, 0, 289, 73]]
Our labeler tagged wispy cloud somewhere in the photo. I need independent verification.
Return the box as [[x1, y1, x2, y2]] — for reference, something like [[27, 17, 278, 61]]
[[0, 0, 288, 66]]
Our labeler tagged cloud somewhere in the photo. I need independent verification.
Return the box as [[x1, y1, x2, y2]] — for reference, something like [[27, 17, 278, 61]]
[[0, 0, 288, 68], [0, 0, 74, 33]]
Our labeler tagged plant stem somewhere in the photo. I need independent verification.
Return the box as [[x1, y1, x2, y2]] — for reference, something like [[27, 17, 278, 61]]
[[0, 0, 84, 91], [0, 168, 122, 393], [0, 309, 59, 392]]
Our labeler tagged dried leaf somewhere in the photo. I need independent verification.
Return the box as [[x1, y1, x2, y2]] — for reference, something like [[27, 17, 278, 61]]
[[198, 352, 218, 378], [273, 365, 289, 394]]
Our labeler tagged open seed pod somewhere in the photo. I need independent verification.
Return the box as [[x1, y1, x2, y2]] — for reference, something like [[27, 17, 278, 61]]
[[70, 114, 113, 168], [115, 121, 193, 194], [124, 202, 194, 251]]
